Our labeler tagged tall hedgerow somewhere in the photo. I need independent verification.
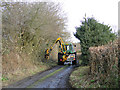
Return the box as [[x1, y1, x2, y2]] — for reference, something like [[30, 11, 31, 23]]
[[74, 16, 116, 65]]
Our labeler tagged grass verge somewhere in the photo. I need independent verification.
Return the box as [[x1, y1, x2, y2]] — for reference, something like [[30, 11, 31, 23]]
[[69, 66, 100, 88]]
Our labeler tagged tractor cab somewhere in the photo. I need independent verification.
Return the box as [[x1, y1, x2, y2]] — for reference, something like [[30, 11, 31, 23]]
[[59, 43, 75, 54]]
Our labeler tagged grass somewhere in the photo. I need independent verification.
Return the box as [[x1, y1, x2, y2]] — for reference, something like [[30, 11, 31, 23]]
[[69, 65, 119, 88], [69, 66, 100, 88]]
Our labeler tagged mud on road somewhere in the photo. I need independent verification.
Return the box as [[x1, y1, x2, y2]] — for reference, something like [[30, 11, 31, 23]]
[[3, 65, 76, 88]]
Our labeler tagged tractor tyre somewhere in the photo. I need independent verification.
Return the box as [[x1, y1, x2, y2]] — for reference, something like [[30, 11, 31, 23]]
[[58, 53, 64, 65]]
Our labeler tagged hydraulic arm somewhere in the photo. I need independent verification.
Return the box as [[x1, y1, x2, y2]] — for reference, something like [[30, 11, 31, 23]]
[[45, 37, 66, 59]]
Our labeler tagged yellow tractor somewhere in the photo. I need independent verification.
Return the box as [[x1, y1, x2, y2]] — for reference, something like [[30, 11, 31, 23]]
[[45, 37, 79, 65]]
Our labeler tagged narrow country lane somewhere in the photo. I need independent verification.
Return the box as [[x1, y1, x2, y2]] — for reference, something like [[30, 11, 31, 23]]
[[3, 65, 75, 89]]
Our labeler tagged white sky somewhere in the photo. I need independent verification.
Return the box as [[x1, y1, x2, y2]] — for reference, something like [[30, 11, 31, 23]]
[[56, 0, 119, 43]]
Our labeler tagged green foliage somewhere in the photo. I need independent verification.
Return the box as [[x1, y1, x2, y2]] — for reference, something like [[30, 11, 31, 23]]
[[90, 80, 95, 83], [74, 16, 116, 65], [2, 76, 8, 81]]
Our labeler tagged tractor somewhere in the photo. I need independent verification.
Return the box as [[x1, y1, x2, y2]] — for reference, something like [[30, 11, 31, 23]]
[[45, 37, 79, 65]]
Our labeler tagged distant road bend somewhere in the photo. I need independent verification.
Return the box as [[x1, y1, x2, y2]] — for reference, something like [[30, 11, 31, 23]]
[[4, 65, 75, 88]]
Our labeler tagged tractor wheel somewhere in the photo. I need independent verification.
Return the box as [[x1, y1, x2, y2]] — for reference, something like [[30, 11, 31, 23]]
[[58, 53, 64, 65], [72, 52, 79, 65]]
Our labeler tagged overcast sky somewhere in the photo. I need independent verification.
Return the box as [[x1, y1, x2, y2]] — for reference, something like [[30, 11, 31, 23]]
[[55, 0, 119, 43]]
